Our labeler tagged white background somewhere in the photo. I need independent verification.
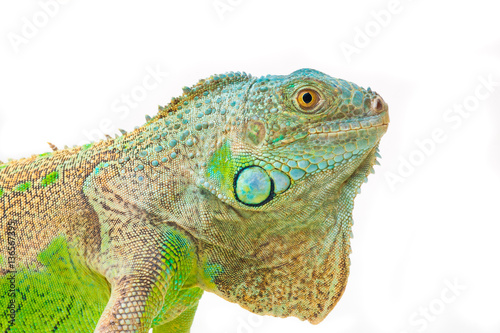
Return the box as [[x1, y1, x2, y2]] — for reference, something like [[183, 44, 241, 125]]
[[1, 1, 499, 332]]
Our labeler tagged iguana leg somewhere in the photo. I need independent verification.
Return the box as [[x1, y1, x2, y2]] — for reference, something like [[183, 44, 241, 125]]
[[151, 286, 203, 330], [95, 274, 165, 332], [93, 226, 197, 333], [153, 302, 199, 333], [83, 171, 200, 332]]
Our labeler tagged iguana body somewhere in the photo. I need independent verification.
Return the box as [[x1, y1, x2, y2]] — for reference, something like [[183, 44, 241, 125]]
[[0, 69, 389, 332]]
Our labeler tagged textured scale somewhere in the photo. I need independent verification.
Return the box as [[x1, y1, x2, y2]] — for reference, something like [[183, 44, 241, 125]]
[[0, 69, 389, 332]]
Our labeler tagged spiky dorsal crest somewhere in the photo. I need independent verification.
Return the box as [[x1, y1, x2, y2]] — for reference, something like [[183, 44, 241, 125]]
[[154, 71, 252, 121]]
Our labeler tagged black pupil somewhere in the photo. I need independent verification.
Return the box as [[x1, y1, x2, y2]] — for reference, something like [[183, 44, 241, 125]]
[[302, 92, 313, 104]]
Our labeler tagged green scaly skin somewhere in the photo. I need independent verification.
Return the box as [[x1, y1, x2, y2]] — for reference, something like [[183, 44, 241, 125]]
[[0, 69, 389, 332]]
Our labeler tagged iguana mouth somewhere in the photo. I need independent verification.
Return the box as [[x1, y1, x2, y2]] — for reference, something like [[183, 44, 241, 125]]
[[309, 112, 389, 134], [277, 112, 389, 146]]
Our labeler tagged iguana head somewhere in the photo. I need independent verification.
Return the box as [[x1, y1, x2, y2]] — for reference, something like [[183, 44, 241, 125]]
[[208, 68, 388, 208], [157, 68, 389, 323]]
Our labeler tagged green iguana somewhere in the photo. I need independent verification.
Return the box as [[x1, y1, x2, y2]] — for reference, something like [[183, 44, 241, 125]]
[[0, 68, 389, 332]]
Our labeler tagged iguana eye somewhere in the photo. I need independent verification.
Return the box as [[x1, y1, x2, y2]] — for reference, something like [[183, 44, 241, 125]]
[[296, 88, 321, 111]]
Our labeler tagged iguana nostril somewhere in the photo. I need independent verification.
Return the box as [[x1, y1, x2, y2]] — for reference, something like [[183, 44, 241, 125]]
[[371, 96, 386, 114]]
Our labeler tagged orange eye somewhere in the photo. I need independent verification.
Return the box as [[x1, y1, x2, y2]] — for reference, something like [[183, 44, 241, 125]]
[[296, 88, 321, 110]]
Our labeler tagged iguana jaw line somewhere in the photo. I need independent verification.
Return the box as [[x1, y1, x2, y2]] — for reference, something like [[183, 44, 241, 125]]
[[277, 111, 389, 146], [309, 111, 389, 134]]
